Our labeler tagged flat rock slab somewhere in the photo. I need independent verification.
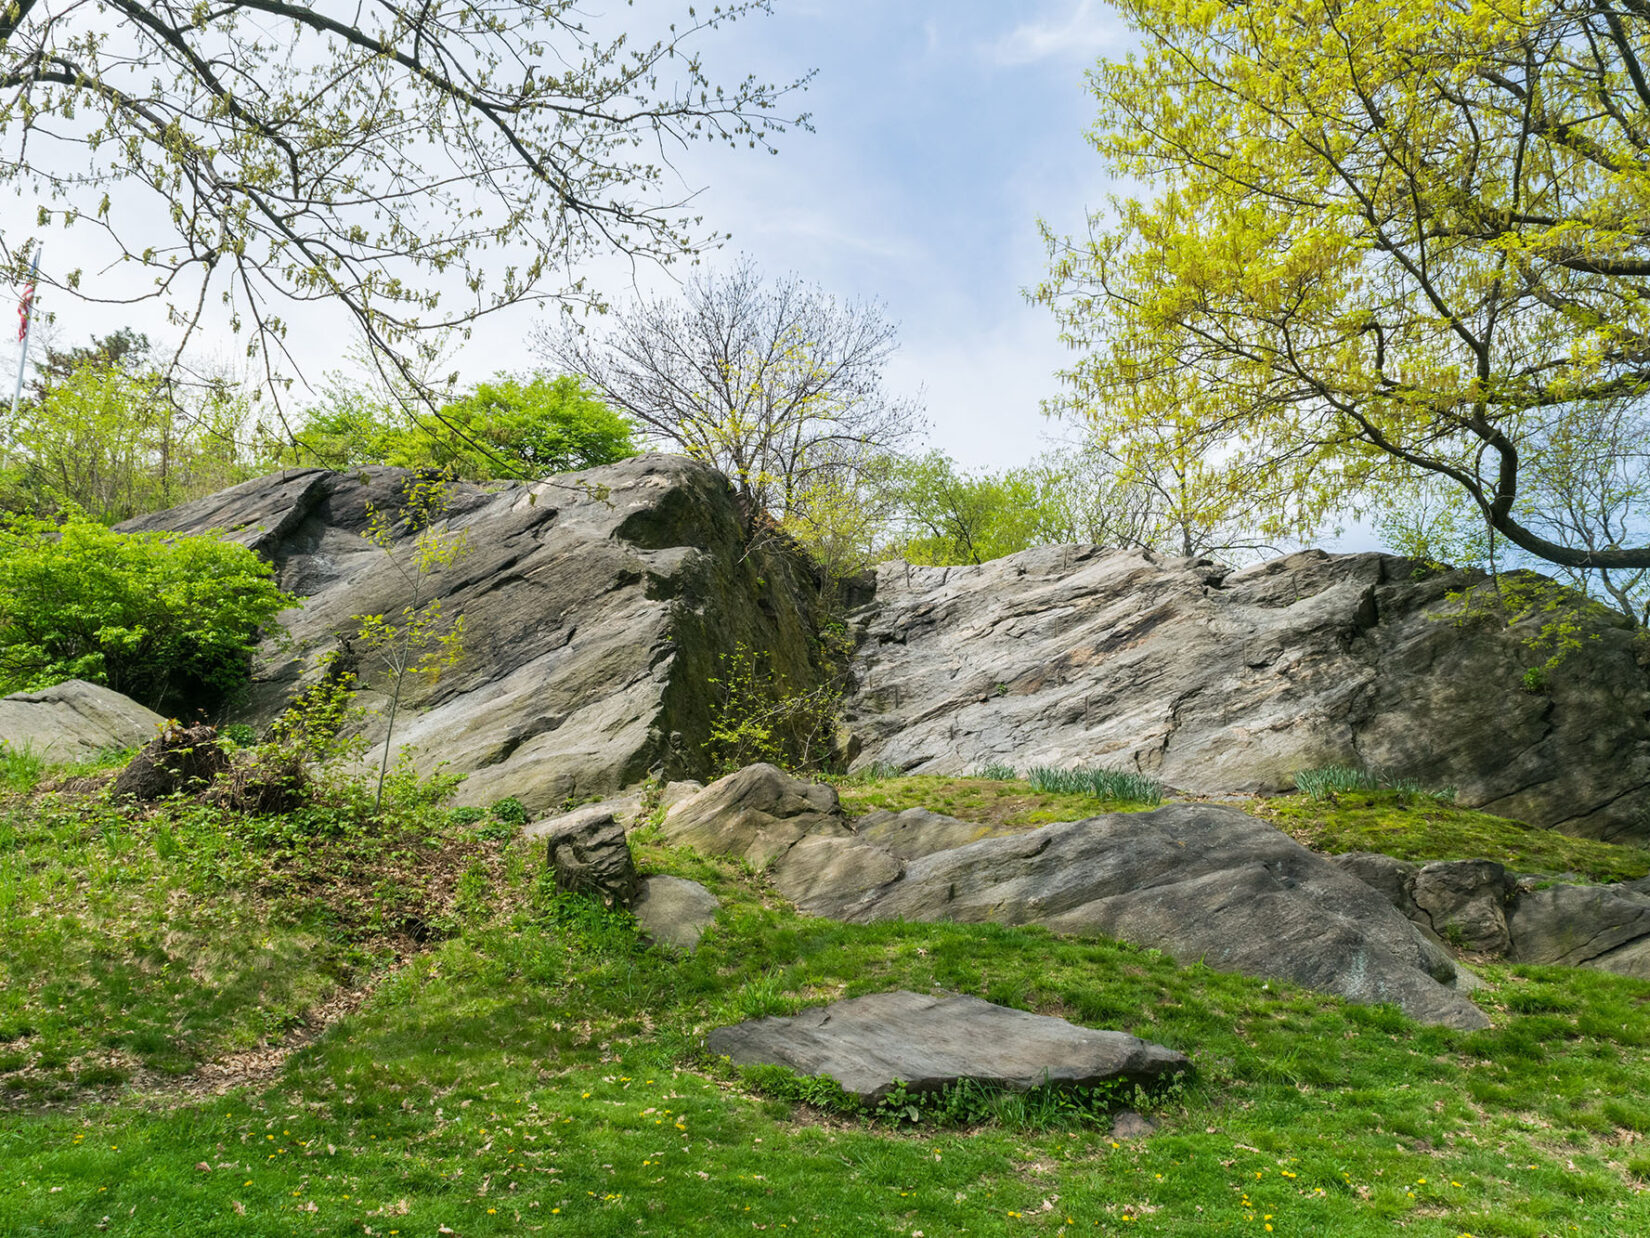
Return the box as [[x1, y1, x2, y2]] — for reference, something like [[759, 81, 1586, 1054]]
[[633, 876, 720, 951], [707, 990, 1189, 1104], [0, 680, 165, 765]]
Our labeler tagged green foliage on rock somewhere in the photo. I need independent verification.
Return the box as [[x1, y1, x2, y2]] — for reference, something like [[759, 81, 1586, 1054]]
[[0, 515, 294, 714]]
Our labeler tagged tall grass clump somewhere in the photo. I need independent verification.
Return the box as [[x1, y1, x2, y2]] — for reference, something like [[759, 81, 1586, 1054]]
[[1294, 764, 1456, 803], [1027, 765, 1162, 806], [0, 741, 43, 793], [975, 761, 1017, 780]]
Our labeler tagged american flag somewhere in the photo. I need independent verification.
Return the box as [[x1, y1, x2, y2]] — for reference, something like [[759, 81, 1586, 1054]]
[[16, 263, 36, 343]]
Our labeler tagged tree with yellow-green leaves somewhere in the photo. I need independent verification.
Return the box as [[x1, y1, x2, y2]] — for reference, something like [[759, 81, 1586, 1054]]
[[1036, 0, 1650, 618]]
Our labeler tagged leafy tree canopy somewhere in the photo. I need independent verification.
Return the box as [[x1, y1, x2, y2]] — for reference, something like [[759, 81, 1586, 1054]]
[[0, 515, 295, 715], [286, 373, 635, 480], [0, 1, 808, 415], [1036, 0, 1650, 599]]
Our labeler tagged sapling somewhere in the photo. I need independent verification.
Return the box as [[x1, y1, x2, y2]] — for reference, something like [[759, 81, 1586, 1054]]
[[354, 478, 470, 809]]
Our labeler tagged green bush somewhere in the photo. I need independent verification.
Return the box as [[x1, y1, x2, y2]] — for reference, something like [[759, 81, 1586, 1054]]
[[0, 515, 295, 714]]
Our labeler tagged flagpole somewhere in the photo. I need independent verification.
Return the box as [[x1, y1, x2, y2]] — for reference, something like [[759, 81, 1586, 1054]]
[[9, 245, 41, 428]]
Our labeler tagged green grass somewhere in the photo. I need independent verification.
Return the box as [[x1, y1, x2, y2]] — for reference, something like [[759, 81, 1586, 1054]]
[[1027, 765, 1164, 806], [5, 769, 1650, 1235], [0, 767, 517, 1100], [1254, 789, 1650, 883], [1293, 764, 1455, 802], [834, 773, 1159, 827]]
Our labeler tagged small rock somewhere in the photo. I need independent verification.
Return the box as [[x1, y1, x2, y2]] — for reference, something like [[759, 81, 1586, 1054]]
[[662, 763, 850, 867], [532, 805, 638, 907], [0, 679, 164, 765], [1111, 1110, 1156, 1140], [707, 990, 1189, 1105], [632, 876, 720, 951]]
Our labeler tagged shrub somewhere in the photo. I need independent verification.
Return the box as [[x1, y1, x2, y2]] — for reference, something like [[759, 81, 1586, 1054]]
[[1027, 765, 1163, 806], [0, 514, 295, 714]]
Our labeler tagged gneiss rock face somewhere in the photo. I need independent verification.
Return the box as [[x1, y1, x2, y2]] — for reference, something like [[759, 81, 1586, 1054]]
[[0, 680, 164, 764], [706, 990, 1189, 1105], [665, 766, 1488, 1030], [124, 457, 829, 813], [844, 547, 1650, 841]]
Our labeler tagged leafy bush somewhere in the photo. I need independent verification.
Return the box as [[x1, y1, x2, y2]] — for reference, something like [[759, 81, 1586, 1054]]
[[0, 515, 295, 714], [1027, 765, 1163, 806]]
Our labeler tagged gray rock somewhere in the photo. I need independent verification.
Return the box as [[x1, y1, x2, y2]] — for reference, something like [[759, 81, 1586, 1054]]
[[1330, 852, 1421, 918], [0, 680, 165, 765], [125, 457, 831, 814], [1507, 883, 1650, 977], [843, 547, 1650, 841], [830, 805, 1485, 1030], [632, 876, 720, 951], [1111, 1110, 1157, 1140], [1408, 861, 1512, 954], [534, 806, 638, 907], [706, 990, 1189, 1105], [853, 807, 1012, 859], [660, 780, 704, 810], [661, 763, 850, 867]]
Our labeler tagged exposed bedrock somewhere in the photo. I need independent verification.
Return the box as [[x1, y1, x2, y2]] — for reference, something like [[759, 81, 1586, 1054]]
[[842, 547, 1650, 841], [124, 456, 832, 813], [663, 766, 1489, 1030]]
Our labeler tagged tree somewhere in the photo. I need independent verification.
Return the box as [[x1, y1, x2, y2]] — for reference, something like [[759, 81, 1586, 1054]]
[[541, 259, 923, 514], [285, 372, 635, 480], [0, 1, 808, 423], [354, 478, 470, 810], [4, 339, 268, 522], [1035, 0, 1650, 589]]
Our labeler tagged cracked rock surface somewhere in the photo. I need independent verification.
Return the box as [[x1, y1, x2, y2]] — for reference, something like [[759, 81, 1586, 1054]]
[[843, 547, 1650, 841], [124, 457, 830, 814]]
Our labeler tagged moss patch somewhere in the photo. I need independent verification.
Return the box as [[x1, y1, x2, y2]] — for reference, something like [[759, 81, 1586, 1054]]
[[833, 774, 1152, 828], [1252, 789, 1650, 883]]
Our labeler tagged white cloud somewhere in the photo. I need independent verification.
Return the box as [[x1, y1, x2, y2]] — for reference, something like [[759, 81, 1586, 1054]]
[[985, 0, 1125, 68]]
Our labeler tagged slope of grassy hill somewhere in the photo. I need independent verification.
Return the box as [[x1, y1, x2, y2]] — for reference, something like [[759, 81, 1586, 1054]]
[[3, 760, 1649, 1236]]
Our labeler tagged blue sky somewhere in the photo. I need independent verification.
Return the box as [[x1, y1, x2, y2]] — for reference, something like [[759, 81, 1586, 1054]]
[[7, 1, 1132, 470], [555, 0, 1133, 469]]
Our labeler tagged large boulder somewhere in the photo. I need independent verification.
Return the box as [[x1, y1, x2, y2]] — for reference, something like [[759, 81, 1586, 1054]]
[[706, 990, 1189, 1105], [0, 680, 164, 765], [843, 547, 1650, 841], [663, 768, 1485, 1029], [1506, 883, 1650, 978], [123, 458, 830, 813]]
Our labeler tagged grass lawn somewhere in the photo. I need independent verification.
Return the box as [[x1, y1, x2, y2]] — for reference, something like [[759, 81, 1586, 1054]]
[[3, 771, 1650, 1236]]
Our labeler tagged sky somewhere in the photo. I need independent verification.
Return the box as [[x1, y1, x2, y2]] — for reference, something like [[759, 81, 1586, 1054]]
[[2, 0, 1131, 472]]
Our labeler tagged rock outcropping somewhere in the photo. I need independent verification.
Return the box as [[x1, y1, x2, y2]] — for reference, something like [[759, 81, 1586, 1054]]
[[0, 680, 164, 764], [125, 457, 830, 812], [843, 547, 1650, 841], [664, 765, 1488, 1029]]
